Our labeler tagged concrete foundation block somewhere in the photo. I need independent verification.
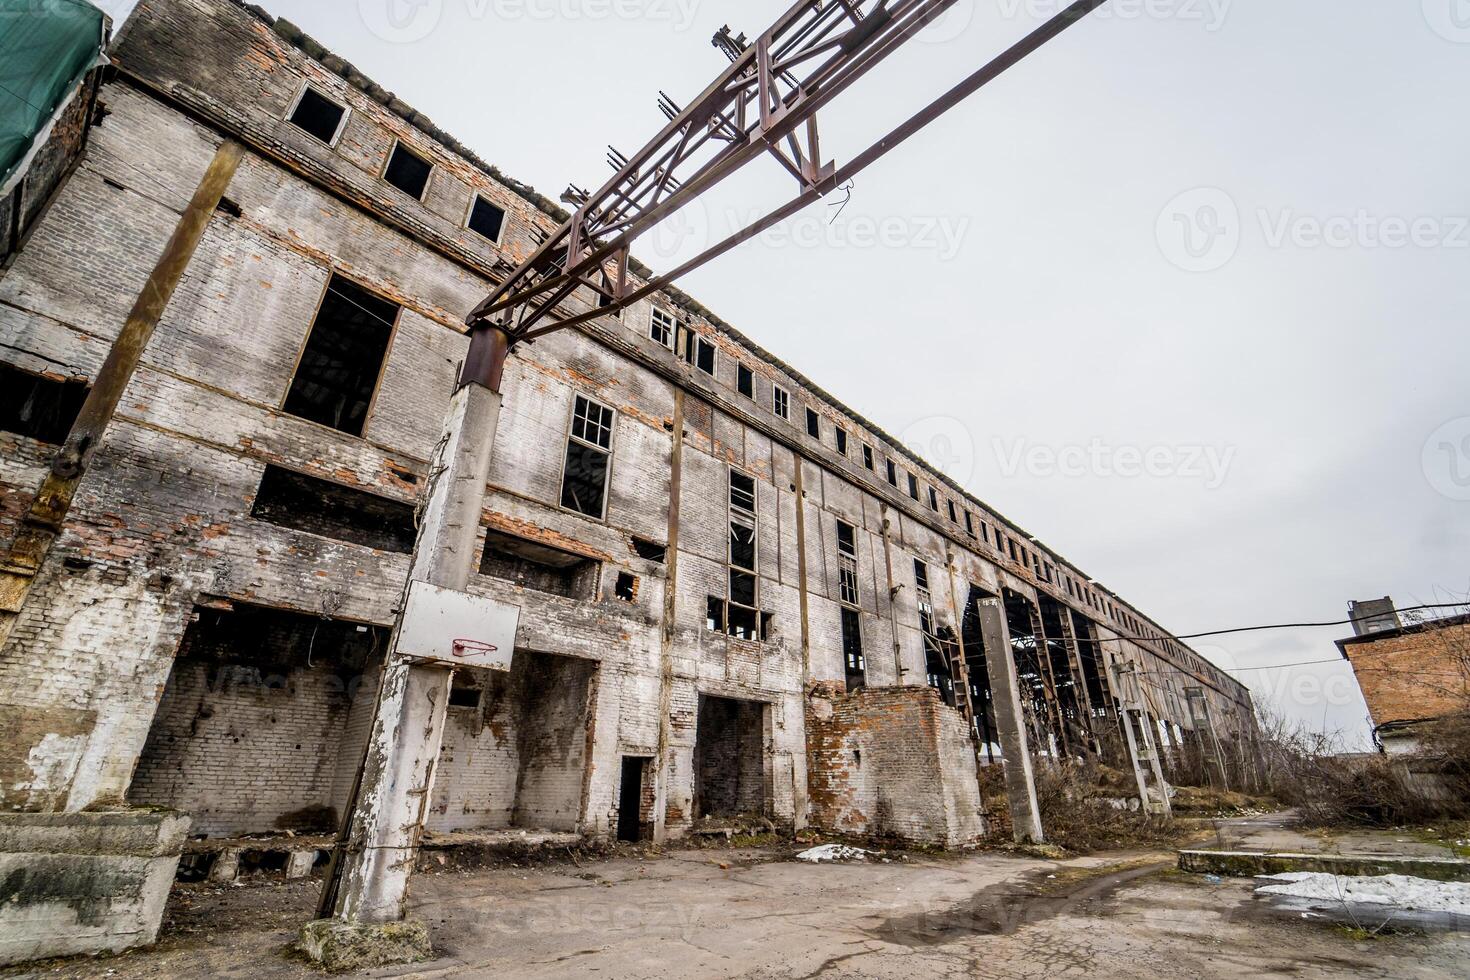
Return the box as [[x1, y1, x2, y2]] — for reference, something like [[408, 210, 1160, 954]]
[[298, 917, 433, 972], [285, 850, 316, 879], [0, 809, 190, 967]]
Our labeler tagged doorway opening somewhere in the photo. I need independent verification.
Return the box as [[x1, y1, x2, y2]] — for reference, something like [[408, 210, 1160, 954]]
[[616, 756, 653, 842]]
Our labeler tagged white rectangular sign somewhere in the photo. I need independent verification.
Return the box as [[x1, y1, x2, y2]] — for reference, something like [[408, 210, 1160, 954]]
[[395, 581, 519, 672]]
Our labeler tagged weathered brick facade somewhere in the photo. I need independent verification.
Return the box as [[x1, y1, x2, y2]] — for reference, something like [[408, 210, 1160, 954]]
[[0, 0, 1254, 846], [1339, 616, 1470, 731]]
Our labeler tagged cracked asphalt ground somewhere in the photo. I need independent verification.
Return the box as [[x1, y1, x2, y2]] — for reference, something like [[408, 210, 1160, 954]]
[[8, 840, 1470, 979]]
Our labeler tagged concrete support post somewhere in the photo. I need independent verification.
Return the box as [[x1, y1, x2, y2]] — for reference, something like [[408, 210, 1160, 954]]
[[976, 597, 1043, 844], [651, 390, 684, 844], [327, 345, 505, 926]]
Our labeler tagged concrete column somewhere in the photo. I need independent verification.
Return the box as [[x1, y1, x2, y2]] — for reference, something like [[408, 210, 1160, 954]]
[[977, 597, 1043, 844], [651, 390, 683, 844], [330, 380, 503, 924]]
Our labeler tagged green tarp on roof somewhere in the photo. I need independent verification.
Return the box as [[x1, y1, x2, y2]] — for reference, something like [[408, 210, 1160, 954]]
[[0, 0, 105, 190]]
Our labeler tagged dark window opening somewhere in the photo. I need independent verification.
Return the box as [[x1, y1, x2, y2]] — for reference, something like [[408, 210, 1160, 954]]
[[805, 407, 820, 439], [886, 459, 897, 486], [737, 363, 754, 398], [862, 445, 874, 470], [964, 511, 975, 537], [384, 142, 432, 199], [561, 442, 608, 516], [288, 87, 345, 143], [468, 195, 506, 242], [705, 595, 726, 633], [251, 465, 415, 553], [479, 528, 599, 599], [449, 672, 483, 709], [928, 487, 939, 511], [835, 427, 847, 456], [730, 569, 756, 607], [727, 603, 758, 640], [730, 470, 756, 513], [947, 500, 958, 523], [283, 276, 398, 436], [841, 607, 865, 691], [561, 395, 614, 518], [907, 472, 919, 500], [631, 536, 667, 563], [0, 363, 88, 443], [615, 571, 637, 602]]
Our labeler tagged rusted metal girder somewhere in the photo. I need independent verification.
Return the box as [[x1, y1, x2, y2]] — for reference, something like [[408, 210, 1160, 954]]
[[465, 0, 1111, 347]]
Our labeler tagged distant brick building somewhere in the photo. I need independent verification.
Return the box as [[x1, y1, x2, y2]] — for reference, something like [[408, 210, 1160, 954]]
[[1338, 598, 1470, 751], [0, 0, 1254, 859]]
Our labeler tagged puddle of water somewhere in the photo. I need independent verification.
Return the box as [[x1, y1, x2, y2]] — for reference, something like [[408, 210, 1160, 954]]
[[865, 862, 1169, 947]]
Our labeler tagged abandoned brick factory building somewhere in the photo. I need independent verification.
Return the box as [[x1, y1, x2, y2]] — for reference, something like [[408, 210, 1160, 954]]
[[0, 0, 1256, 889]]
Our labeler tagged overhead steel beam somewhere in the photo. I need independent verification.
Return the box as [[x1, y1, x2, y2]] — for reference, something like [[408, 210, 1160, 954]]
[[467, 0, 1111, 345]]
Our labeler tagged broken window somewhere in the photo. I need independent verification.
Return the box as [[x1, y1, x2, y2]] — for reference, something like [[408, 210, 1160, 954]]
[[927, 486, 939, 511], [649, 307, 675, 349], [468, 195, 506, 242], [479, 528, 600, 598], [947, 499, 958, 523], [862, 444, 874, 470], [836, 519, 859, 606], [282, 275, 398, 437], [907, 472, 919, 501], [631, 536, 667, 563], [726, 469, 760, 640], [914, 558, 934, 634], [383, 141, 433, 199], [0, 362, 88, 444], [560, 394, 615, 518], [615, 571, 637, 602], [835, 426, 847, 456], [772, 384, 789, 420], [679, 327, 715, 375], [886, 458, 897, 487], [705, 595, 726, 632], [286, 86, 346, 144], [251, 465, 416, 553], [737, 363, 754, 399], [964, 511, 975, 538], [288, 86, 347, 144], [805, 407, 820, 439], [841, 608, 865, 690]]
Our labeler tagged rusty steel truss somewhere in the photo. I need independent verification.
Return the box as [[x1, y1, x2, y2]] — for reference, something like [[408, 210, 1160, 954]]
[[463, 0, 1110, 372]]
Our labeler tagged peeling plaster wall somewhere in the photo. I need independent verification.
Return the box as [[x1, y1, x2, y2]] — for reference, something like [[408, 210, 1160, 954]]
[[0, 0, 1252, 841]]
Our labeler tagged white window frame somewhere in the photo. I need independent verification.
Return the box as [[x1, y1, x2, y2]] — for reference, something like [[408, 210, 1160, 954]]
[[285, 82, 350, 147], [558, 393, 617, 522], [772, 384, 790, 421], [649, 307, 676, 349]]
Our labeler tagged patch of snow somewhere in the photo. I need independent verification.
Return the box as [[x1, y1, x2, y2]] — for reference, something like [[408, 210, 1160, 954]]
[[796, 844, 871, 863], [1254, 873, 1470, 915]]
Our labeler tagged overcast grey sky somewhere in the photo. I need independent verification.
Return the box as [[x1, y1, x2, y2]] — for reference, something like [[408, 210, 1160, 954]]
[[104, 0, 1470, 749]]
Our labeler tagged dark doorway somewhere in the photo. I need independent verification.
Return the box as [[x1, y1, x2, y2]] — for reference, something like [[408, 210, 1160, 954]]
[[693, 695, 766, 819], [617, 756, 651, 842]]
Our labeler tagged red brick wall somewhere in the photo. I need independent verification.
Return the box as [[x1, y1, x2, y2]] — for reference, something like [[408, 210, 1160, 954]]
[[804, 682, 984, 846], [1345, 621, 1470, 728]]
